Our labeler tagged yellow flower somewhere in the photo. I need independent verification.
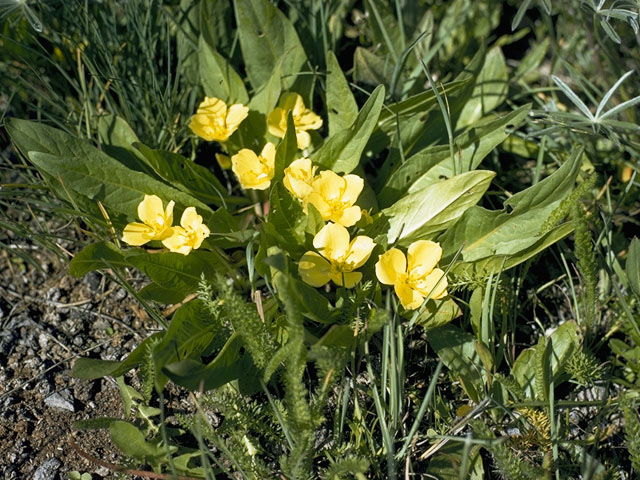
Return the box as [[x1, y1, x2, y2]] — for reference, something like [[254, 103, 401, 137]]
[[299, 222, 375, 288], [162, 207, 210, 255], [231, 142, 276, 190], [375, 240, 448, 310], [305, 170, 363, 227], [267, 92, 323, 149], [283, 158, 317, 201], [189, 97, 248, 142], [122, 195, 175, 246]]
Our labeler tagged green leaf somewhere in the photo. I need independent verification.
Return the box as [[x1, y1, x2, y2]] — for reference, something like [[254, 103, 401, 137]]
[[127, 250, 222, 297], [428, 324, 484, 403], [109, 421, 166, 460], [138, 282, 188, 304], [7, 119, 220, 228], [548, 320, 579, 378], [513, 347, 536, 399], [313, 85, 385, 174], [627, 237, 640, 298], [163, 333, 248, 391], [264, 183, 307, 256], [411, 297, 462, 330], [514, 37, 549, 79], [384, 170, 495, 245], [69, 241, 128, 277], [153, 299, 218, 390], [353, 47, 392, 87], [326, 50, 358, 137], [441, 147, 583, 272], [97, 114, 151, 174], [233, 0, 307, 90], [71, 333, 163, 380], [380, 105, 530, 205], [456, 46, 509, 129], [134, 142, 230, 207], [198, 35, 248, 104], [273, 113, 297, 182]]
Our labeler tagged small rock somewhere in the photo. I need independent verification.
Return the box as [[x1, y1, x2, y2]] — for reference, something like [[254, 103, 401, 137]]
[[33, 457, 61, 480], [38, 333, 49, 349], [44, 389, 75, 412]]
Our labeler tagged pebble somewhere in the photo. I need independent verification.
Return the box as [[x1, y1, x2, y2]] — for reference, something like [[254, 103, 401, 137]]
[[33, 457, 61, 480], [44, 389, 75, 412]]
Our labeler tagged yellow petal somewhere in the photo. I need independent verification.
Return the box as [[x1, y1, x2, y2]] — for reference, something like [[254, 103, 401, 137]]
[[267, 108, 287, 138], [375, 248, 406, 285], [137, 194, 164, 226], [261, 142, 277, 170], [295, 130, 311, 149], [407, 240, 442, 277], [413, 268, 448, 300], [180, 207, 201, 230], [298, 110, 323, 130], [345, 235, 375, 269], [232, 149, 272, 190], [313, 170, 345, 203], [342, 174, 364, 205], [299, 251, 332, 287], [284, 158, 315, 199], [162, 227, 192, 255], [189, 114, 215, 141], [335, 205, 361, 227], [331, 271, 362, 288], [313, 222, 349, 262], [305, 192, 331, 218], [226, 104, 249, 131], [122, 222, 155, 246], [199, 97, 226, 115], [394, 281, 424, 310]]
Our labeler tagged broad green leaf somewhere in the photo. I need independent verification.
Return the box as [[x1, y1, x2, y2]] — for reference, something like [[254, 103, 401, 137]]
[[264, 183, 307, 256], [287, 276, 335, 324], [313, 85, 385, 173], [199, 0, 234, 56], [428, 324, 484, 403], [380, 105, 530, 205], [109, 421, 167, 460], [441, 147, 583, 270], [457, 46, 509, 129], [127, 250, 222, 297], [163, 333, 248, 391], [69, 241, 128, 277], [234, 0, 307, 90], [353, 47, 392, 87], [513, 348, 536, 399], [138, 282, 188, 305], [548, 320, 579, 378], [384, 170, 495, 245], [326, 50, 358, 137], [627, 237, 640, 298], [153, 299, 219, 390], [97, 114, 152, 174], [198, 35, 248, 104], [71, 333, 163, 380], [134, 142, 230, 207], [364, 0, 404, 61], [452, 222, 575, 278], [273, 113, 297, 182], [412, 297, 462, 330], [248, 57, 283, 116], [7, 118, 221, 228], [514, 37, 549, 79]]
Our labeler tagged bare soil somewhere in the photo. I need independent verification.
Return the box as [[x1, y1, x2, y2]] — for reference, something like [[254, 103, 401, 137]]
[[0, 240, 158, 479]]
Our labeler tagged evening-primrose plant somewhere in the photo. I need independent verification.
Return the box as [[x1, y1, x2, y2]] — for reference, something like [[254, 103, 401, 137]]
[[267, 92, 323, 149], [5, 0, 617, 477]]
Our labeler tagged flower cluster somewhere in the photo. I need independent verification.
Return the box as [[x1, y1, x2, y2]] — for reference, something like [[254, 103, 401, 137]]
[[122, 195, 210, 255], [188, 92, 448, 309]]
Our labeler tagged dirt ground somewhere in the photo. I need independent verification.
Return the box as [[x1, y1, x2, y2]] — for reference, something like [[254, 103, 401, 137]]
[[0, 239, 159, 479]]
